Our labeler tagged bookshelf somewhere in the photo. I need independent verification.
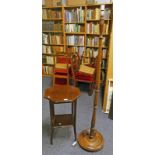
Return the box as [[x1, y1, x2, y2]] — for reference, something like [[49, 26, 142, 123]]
[[42, 6, 64, 76], [42, 3, 113, 87]]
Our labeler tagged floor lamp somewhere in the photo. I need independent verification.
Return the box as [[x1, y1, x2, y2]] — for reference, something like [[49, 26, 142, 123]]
[[77, 14, 105, 152]]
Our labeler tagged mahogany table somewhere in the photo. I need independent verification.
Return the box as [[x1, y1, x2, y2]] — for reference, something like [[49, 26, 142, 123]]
[[44, 85, 80, 144]]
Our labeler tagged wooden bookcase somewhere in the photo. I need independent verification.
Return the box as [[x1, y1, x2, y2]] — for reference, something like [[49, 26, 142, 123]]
[[42, 3, 113, 89]]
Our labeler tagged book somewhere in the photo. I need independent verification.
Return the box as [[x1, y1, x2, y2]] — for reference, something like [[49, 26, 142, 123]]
[[101, 70, 106, 81], [103, 22, 109, 34], [102, 49, 107, 58], [42, 9, 48, 19], [103, 8, 112, 20], [42, 33, 49, 44], [102, 37, 108, 47], [102, 60, 106, 69]]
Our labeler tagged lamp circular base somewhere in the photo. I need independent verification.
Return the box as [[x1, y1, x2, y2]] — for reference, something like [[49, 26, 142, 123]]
[[77, 129, 104, 152]]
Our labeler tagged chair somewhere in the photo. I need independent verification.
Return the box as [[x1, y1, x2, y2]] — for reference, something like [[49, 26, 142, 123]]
[[52, 53, 72, 86], [71, 52, 96, 96]]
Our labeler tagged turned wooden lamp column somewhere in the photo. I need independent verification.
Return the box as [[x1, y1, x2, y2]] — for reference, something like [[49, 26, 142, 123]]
[[77, 14, 105, 151]]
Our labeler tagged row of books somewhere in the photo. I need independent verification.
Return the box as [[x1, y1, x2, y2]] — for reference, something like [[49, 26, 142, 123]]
[[42, 46, 106, 58], [102, 9, 112, 20], [65, 24, 84, 33], [42, 9, 62, 19], [85, 48, 107, 58], [86, 8, 100, 20], [50, 34, 63, 44], [87, 36, 99, 46], [42, 21, 62, 31], [66, 35, 84, 46], [65, 7, 85, 23], [87, 23, 99, 34], [42, 34, 108, 47], [42, 66, 53, 75], [66, 47, 84, 56], [42, 55, 54, 65], [86, 48, 98, 58], [42, 45, 52, 54], [42, 33, 63, 44]]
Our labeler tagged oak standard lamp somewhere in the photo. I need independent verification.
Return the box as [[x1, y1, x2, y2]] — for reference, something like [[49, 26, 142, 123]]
[[77, 7, 105, 152]]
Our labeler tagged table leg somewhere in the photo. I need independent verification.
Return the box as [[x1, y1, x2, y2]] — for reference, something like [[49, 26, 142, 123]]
[[49, 101, 55, 144], [73, 100, 77, 141], [72, 101, 74, 115]]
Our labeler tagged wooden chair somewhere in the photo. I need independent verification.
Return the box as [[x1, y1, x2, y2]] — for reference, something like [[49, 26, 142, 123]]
[[71, 52, 96, 96], [52, 53, 72, 86]]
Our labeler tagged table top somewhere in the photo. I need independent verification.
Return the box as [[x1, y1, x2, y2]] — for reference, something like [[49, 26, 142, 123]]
[[44, 85, 80, 104]]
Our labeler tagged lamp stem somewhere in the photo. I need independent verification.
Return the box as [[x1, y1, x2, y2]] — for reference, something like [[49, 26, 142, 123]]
[[77, 15, 105, 152], [89, 35, 103, 138]]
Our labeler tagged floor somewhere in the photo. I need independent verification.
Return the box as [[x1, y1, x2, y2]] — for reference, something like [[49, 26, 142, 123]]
[[42, 77, 113, 155]]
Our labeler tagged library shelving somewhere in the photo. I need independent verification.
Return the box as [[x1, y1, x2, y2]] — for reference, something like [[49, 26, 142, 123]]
[[42, 3, 113, 86]]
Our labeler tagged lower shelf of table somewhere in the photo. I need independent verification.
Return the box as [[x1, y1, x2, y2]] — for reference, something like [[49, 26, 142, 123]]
[[53, 114, 74, 127]]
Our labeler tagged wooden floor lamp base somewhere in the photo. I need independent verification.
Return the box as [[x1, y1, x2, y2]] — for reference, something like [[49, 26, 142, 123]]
[[77, 129, 104, 152]]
